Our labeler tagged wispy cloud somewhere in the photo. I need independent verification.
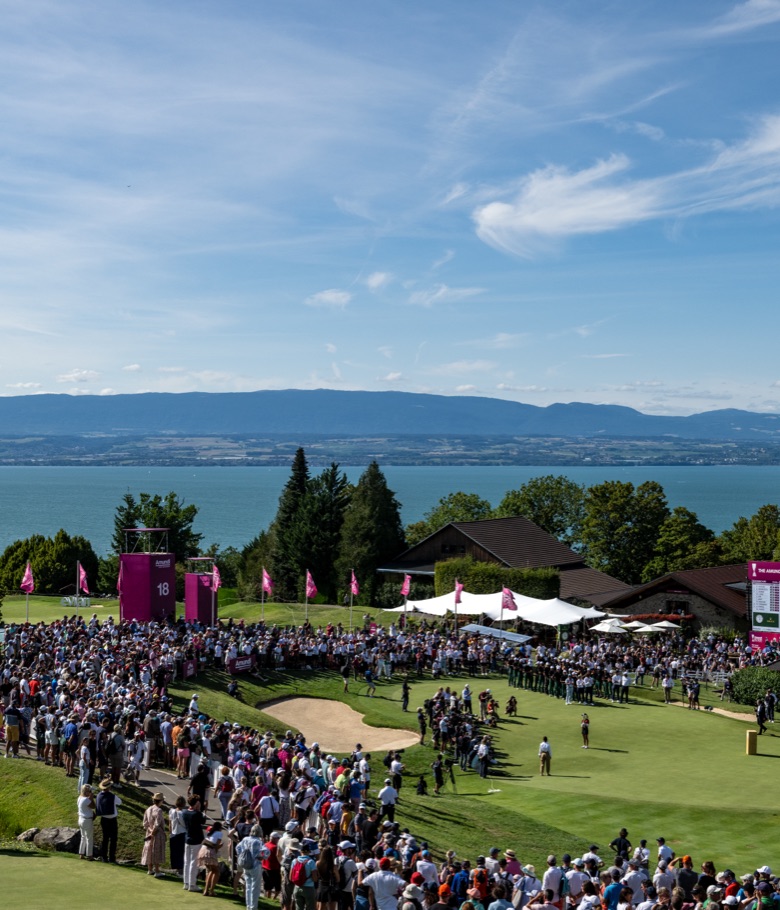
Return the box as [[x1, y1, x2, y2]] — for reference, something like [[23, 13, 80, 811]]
[[305, 289, 352, 309], [122, 363, 141, 372], [380, 371, 403, 382], [474, 115, 780, 256], [408, 284, 484, 307], [699, 0, 780, 38], [6, 381, 42, 389], [325, 343, 337, 354], [378, 345, 393, 359], [431, 249, 455, 270]]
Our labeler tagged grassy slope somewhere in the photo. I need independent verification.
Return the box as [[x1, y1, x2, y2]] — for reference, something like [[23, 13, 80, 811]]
[[0, 757, 152, 861]]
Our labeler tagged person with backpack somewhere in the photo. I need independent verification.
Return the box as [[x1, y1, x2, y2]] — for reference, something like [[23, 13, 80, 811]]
[[96, 778, 122, 864], [237, 823, 268, 909], [291, 841, 320, 910]]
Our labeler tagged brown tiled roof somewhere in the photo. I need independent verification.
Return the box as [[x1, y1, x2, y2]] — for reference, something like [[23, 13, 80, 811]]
[[558, 565, 631, 605], [381, 516, 629, 606], [602, 563, 748, 617], [450, 516, 583, 568]]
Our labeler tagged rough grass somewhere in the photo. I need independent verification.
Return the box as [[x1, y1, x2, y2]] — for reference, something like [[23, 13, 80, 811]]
[[0, 757, 152, 861]]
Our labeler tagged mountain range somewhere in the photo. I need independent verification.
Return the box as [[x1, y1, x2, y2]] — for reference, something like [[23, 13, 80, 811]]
[[1, 389, 779, 440]]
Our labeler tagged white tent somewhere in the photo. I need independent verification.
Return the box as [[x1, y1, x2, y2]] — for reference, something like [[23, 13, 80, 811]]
[[386, 590, 605, 627]]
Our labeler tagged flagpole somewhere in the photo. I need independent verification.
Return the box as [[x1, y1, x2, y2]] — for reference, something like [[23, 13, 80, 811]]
[[25, 591, 29, 624], [305, 571, 309, 624], [76, 561, 80, 621], [349, 567, 354, 632]]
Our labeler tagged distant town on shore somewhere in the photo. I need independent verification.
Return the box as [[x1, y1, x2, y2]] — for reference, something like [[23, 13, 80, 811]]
[[2, 389, 780, 466]]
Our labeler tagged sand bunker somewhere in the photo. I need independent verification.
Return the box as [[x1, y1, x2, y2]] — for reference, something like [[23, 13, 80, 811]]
[[262, 698, 419, 753]]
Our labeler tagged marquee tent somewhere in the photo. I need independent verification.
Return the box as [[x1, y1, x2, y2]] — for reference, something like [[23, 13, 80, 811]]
[[387, 590, 605, 627]]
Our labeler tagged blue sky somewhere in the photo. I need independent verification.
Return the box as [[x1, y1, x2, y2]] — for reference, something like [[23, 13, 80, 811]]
[[2, 1, 780, 415]]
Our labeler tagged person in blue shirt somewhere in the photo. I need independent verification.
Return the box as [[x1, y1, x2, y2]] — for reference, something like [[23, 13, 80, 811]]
[[603, 870, 624, 910]]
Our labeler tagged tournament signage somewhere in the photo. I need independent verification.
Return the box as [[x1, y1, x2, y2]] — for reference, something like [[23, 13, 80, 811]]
[[750, 561, 780, 649], [227, 654, 256, 675]]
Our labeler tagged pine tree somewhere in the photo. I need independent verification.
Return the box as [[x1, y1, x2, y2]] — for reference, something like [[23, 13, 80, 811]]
[[270, 447, 311, 600], [337, 461, 405, 605]]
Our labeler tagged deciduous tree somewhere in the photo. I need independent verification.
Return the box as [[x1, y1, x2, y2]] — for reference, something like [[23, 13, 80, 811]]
[[582, 480, 669, 584], [495, 474, 585, 549]]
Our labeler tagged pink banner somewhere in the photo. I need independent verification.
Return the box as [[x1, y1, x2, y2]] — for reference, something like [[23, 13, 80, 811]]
[[227, 654, 257, 675], [182, 659, 198, 679], [750, 631, 780, 650]]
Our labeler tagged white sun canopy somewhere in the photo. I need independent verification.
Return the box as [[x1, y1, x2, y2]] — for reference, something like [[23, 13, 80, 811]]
[[385, 590, 605, 627]]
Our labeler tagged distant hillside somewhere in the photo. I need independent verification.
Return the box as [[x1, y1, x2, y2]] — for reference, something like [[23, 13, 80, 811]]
[[1, 389, 780, 440]]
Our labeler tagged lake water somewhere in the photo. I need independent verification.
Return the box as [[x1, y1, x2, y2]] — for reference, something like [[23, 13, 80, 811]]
[[1, 464, 779, 556]]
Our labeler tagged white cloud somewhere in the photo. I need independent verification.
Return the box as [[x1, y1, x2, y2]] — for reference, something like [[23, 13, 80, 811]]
[[365, 271, 392, 291], [473, 115, 780, 256], [325, 343, 337, 353], [158, 366, 185, 373], [408, 284, 484, 307], [305, 289, 352, 309], [378, 345, 393, 359], [381, 371, 403, 382], [98, 387, 117, 395], [455, 384, 477, 392], [122, 363, 142, 372], [56, 368, 99, 383], [6, 381, 41, 389]]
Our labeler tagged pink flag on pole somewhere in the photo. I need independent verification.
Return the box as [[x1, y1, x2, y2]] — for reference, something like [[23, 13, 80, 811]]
[[262, 568, 274, 595], [501, 587, 518, 611], [306, 570, 318, 599], [212, 564, 222, 592], [78, 562, 90, 595], [454, 579, 463, 605], [350, 570, 359, 597], [400, 574, 411, 598], [20, 561, 35, 594]]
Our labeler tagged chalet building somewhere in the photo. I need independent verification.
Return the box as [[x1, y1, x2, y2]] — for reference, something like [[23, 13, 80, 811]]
[[380, 516, 630, 607], [601, 564, 748, 629]]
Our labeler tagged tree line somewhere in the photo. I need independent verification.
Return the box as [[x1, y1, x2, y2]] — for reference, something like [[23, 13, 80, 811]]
[[1, 461, 778, 607]]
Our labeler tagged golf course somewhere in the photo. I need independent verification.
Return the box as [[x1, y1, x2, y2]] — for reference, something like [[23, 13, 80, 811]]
[[2, 593, 778, 905]]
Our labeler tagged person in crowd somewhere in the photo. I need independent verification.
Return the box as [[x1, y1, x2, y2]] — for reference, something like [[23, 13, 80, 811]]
[[141, 792, 167, 878]]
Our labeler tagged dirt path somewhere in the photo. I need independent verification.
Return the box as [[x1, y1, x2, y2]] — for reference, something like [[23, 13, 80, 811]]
[[262, 698, 419, 753]]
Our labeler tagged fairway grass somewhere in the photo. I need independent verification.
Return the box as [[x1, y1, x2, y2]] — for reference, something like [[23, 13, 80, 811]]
[[171, 669, 779, 871]]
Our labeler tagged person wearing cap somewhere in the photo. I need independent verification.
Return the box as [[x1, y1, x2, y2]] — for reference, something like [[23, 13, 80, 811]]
[[416, 850, 439, 887], [336, 841, 358, 910], [635, 883, 657, 910], [567, 860, 590, 906], [620, 857, 645, 905], [361, 857, 407, 910], [653, 861, 674, 894], [542, 856, 564, 910], [669, 856, 697, 901], [656, 840, 674, 865]]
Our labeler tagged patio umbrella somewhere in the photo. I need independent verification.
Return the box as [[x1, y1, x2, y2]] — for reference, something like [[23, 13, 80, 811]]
[[622, 620, 650, 629], [590, 620, 628, 634], [652, 620, 681, 630], [631, 624, 659, 634]]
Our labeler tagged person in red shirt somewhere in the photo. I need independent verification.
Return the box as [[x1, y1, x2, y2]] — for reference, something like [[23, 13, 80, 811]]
[[263, 831, 282, 899]]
